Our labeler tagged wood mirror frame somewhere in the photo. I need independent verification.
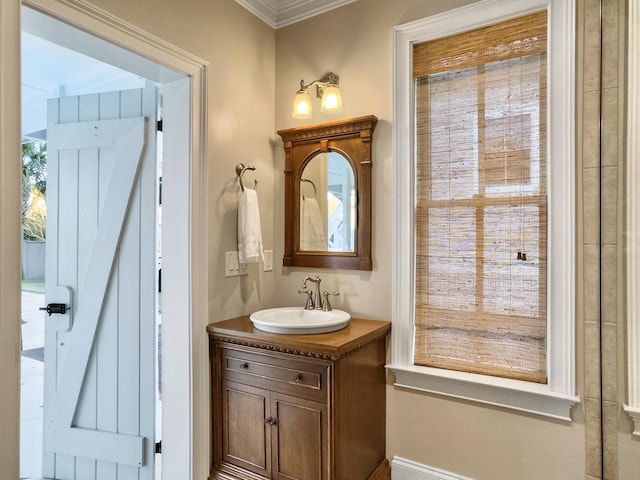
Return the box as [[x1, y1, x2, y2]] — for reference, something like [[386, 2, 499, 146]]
[[278, 115, 378, 270]]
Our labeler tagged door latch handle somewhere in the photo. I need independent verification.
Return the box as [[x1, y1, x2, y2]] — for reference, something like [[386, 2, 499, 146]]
[[43, 286, 73, 331], [39, 303, 69, 316]]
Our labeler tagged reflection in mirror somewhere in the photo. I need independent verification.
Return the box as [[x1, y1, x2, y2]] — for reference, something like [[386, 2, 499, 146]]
[[299, 152, 355, 252]]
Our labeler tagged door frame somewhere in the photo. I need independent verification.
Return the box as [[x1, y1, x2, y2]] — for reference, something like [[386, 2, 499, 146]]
[[0, 1, 210, 478]]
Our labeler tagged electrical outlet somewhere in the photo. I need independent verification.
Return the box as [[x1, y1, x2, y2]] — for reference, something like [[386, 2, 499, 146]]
[[263, 250, 273, 272], [225, 251, 238, 277], [225, 251, 247, 277]]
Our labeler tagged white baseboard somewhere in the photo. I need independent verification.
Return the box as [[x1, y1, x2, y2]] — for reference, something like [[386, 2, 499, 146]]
[[391, 457, 472, 480]]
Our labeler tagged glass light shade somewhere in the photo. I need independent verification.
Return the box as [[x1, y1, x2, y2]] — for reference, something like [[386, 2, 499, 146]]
[[292, 90, 312, 119], [320, 85, 342, 113]]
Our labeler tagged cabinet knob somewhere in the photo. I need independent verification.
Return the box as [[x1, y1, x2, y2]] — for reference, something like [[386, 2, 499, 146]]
[[239, 362, 249, 369], [264, 417, 277, 426], [293, 374, 302, 382]]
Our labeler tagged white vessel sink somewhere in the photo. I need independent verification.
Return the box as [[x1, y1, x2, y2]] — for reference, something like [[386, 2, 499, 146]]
[[250, 307, 350, 334]]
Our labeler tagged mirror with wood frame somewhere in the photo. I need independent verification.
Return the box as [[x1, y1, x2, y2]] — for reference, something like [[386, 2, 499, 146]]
[[278, 115, 377, 270]]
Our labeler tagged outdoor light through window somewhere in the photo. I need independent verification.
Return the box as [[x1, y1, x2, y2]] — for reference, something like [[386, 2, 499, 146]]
[[292, 72, 342, 119]]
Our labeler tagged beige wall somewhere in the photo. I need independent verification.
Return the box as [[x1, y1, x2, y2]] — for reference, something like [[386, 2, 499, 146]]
[[274, 1, 588, 479]]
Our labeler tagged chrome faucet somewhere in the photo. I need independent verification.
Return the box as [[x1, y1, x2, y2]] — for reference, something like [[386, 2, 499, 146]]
[[302, 276, 323, 310]]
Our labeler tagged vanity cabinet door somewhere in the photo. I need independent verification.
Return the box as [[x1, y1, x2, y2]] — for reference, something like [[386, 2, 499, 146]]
[[270, 392, 328, 480], [219, 379, 328, 480], [221, 381, 271, 477]]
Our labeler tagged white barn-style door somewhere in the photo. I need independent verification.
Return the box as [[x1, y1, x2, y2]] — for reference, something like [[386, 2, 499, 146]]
[[43, 87, 158, 480]]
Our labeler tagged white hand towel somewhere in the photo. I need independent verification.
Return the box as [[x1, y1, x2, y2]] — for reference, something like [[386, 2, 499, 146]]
[[238, 188, 264, 263], [300, 197, 326, 251]]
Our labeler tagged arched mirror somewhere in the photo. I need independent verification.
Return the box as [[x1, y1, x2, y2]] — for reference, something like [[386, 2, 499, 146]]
[[278, 115, 377, 270]]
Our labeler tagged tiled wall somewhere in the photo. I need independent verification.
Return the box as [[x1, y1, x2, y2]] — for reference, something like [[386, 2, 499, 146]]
[[580, 0, 627, 478], [580, 1, 603, 476]]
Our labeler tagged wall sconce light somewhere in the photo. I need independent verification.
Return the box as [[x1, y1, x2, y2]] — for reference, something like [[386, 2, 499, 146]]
[[292, 71, 342, 119]]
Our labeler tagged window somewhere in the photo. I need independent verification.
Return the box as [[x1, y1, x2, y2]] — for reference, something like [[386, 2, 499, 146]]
[[388, 0, 579, 420], [414, 12, 548, 384]]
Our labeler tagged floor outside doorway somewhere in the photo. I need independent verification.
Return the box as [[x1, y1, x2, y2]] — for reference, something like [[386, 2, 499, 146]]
[[20, 289, 45, 480]]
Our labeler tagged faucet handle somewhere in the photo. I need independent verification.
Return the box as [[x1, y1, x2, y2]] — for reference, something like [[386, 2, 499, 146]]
[[298, 289, 315, 310], [321, 291, 340, 311], [302, 275, 321, 287]]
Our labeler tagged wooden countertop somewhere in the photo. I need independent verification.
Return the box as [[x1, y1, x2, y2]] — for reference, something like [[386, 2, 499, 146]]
[[207, 316, 390, 360]]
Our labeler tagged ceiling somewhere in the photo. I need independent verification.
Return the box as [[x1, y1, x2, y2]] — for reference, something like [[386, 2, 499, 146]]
[[234, 0, 358, 28]]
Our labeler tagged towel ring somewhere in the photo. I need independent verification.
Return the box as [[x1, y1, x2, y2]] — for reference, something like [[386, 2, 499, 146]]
[[236, 163, 258, 191], [301, 178, 317, 199]]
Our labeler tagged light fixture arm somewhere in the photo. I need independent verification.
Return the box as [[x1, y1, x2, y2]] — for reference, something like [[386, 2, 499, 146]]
[[297, 72, 340, 92]]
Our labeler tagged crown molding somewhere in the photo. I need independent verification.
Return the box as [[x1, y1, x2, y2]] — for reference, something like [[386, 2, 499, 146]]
[[234, 0, 358, 29]]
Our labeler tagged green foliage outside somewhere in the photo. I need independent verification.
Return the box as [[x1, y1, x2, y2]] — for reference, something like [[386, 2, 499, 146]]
[[23, 189, 46, 241], [22, 141, 47, 241]]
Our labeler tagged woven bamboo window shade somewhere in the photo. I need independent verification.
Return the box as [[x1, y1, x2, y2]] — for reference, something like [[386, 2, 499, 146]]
[[413, 11, 548, 383]]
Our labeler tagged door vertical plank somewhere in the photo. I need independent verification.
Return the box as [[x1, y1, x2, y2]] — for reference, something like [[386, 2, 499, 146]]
[[74, 147, 99, 480], [96, 90, 121, 480], [98, 90, 121, 122], [96, 272, 119, 480], [118, 88, 143, 480], [120, 88, 143, 118], [117, 167, 142, 480], [42, 98, 59, 479], [121, 89, 143, 480], [55, 95, 81, 479], [139, 87, 158, 480], [74, 93, 100, 480]]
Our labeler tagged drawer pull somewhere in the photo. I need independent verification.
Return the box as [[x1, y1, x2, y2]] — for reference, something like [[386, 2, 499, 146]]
[[293, 374, 301, 382], [239, 363, 249, 369]]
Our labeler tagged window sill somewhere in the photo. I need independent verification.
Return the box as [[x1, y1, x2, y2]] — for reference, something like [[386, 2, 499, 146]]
[[386, 363, 580, 421], [623, 405, 640, 436]]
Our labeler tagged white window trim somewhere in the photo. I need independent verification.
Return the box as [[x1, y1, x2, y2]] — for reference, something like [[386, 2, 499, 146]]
[[624, 0, 640, 436], [387, 0, 579, 421]]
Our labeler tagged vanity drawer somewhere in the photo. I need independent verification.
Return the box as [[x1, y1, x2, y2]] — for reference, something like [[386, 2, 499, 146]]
[[219, 347, 329, 402]]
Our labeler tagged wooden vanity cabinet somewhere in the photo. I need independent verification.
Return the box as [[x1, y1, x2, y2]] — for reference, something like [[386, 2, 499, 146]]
[[207, 317, 391, 480]]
